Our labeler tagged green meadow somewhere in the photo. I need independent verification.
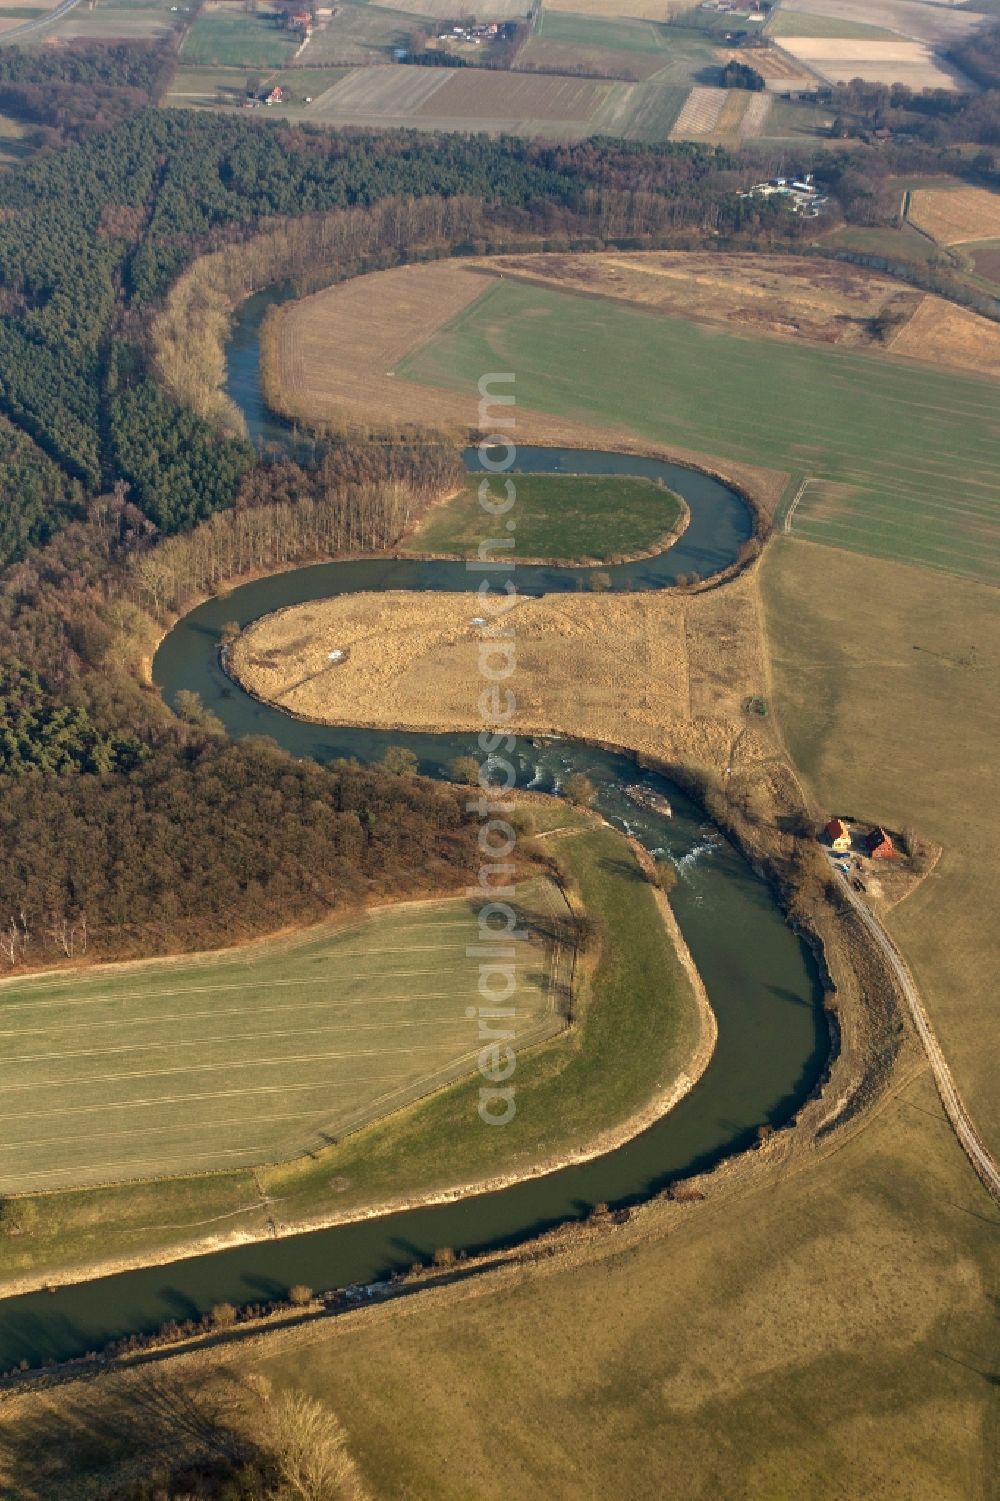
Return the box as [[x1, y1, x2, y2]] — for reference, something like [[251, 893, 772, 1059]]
[[409, 473, 683, 561]]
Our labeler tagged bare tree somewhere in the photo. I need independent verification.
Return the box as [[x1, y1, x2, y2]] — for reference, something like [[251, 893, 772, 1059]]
[[250, 1378, 371, 1500]]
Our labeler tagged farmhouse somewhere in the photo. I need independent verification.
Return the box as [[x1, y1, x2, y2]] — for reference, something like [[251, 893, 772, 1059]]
[[824, 817, 851, 852], [864, 826, 895, 860]]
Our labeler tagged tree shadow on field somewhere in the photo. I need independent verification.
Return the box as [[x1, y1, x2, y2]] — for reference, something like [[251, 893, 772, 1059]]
[[598, 855, 653, 886], [0, 1366, 253, 1500]]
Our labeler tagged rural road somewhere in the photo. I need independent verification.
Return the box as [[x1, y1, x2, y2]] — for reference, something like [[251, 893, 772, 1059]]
[[1, 0, 81, 42], [836, 872, 1000, 1201]]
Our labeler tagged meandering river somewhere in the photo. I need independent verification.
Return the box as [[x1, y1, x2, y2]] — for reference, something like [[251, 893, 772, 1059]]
[[0, 294, 829, 1371]]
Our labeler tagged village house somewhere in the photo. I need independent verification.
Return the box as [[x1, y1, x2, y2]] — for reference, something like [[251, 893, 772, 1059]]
[[824, 817, 851, 853], [864, 827, 895, 860]]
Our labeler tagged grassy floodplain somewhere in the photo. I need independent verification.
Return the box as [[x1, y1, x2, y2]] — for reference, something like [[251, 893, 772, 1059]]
[[261, 819, 704, 1219], [0, 883, 564, 1196], [397, 278, 1000, 584], [409, 473, 684, 560]]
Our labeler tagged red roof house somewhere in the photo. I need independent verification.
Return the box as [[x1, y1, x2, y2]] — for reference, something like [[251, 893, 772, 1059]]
[[824, 817, 851, 851], [864, 826, 895, 860]]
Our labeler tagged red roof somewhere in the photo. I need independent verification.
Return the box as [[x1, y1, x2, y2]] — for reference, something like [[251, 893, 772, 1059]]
[[825, 818, 848, 840], [865, 826, 894, 857]]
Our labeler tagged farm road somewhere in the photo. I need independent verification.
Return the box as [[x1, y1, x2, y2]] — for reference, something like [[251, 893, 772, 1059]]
[[836, 872, 1000, 1201]]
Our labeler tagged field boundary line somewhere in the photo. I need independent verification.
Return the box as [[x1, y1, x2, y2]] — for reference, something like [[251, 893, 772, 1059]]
[[782, 475, 812, 534]]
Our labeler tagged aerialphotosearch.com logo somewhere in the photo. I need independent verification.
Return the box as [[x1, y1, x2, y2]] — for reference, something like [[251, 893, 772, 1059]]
[[466, 372, 523, 1128]]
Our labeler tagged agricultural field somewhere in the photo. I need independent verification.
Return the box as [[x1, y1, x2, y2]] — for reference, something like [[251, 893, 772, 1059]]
[[766, 0, 982, 48], [908, 185, 1000, 246], [715, 45, 816, 86], [28, 1011, 992, 1499], [299, 61, 688, 138], [969, 242, 1000, 287], [33, 0, 182, 41], [766, 7, 898, 38], [888, 294, 1000, 379], [669, 83, 772, 139], [824, 220, 942, 265], [0, 884, 566, 1194], [776, 34, 967, 89], [520, 10, 732, 87], [369, 0, 528, 17], [394, 275, 1000, 583], [408, 473, 684, 560], [180, 2, 299, 67], [298, 1, 420, 65], [760, 536, 1000, 1155], [542, 0, 694, 14], [244, 1068, 996, 1501], [0, 812, 706, 1289], [163, 63, 349, 108], [266, 254, 918, 455], [0, 0, 60, 38], [475, 250, 915, 342]]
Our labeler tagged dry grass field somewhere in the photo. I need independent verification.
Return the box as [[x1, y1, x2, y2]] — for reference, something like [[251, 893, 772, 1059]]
[[248, 1073, 997, 1501], [888, 294, 1000, 378], [776, 35, 965, 89], [230, 579, 766, 774], [0, 886, 566, 1194], [669, 84, 726, 136], [469, 250, 910, 341], [760, 536, 1000, 1156], [970, 244, 1000, 285], [909, 186, 1000, 246]]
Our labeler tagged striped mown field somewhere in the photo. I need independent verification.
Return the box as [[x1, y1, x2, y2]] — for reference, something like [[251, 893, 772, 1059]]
[[0, 880, 569, 1193]]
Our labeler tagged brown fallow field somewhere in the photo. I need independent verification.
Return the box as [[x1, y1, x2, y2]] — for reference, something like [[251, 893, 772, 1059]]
[[908, 186, 1000, 247]]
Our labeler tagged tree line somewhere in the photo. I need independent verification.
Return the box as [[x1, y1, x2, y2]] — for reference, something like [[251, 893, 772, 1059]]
[[0, 736, 482, 965]]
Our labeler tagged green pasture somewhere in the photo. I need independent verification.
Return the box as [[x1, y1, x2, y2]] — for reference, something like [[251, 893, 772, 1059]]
[[409, 473, 683, 560], [537, 11, 670, 53], [766, 8, 898, 38], [0, 883, 564, 1194], [397, 278, 1000, 584], [180, 12, 298, 67]]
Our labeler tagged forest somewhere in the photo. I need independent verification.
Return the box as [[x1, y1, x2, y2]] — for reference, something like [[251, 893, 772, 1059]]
[[0, 41, 174, 144], [0, 738, 481, 964]]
